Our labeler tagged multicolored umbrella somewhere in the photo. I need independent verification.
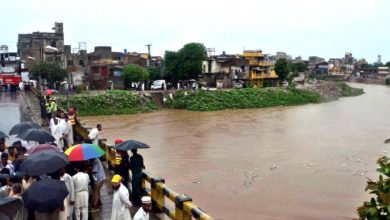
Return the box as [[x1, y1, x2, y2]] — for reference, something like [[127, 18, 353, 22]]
[[65, 143, 105, 161]]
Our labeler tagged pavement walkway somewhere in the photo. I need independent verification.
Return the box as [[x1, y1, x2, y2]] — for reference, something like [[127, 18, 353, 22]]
[[21, 90, 165, 220]]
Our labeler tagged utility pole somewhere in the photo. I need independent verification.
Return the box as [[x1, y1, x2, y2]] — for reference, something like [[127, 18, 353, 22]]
[[146, 44, 152, 67]]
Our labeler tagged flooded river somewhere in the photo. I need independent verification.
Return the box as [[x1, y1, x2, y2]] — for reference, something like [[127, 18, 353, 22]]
[[0, 92, 26, 136], [81, 83, 390, 220]]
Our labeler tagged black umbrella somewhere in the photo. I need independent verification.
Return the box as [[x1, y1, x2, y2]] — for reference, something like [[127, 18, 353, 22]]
[[22, 179, 69, 212], [114, 140, 150, 151], [20, 151, 68, 176], [8, 121, 40, 136], [0, 197, 23, 219], [17, 128, 55, 143], [0, 131, 8, 139]]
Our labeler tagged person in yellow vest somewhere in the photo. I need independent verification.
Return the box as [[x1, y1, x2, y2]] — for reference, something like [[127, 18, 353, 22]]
[[50, 98, 58, 114]]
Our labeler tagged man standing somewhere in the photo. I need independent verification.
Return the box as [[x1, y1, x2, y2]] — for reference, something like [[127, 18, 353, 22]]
[[88, 124, 102, 146], [51, 117, 63, 150], [72, 165, 90, 220], [91, 158, 106, 212], [60, 114, 73, 150], [133, 196, 152, 220], [111, 174, 132, 220], [60, 168, 75, 220], [129, 149, 145, 206]]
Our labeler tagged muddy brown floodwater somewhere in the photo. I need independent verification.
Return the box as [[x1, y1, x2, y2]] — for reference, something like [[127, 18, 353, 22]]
[[80, 83, 390, 220]]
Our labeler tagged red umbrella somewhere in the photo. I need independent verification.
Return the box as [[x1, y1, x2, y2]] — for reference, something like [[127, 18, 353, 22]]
[[27, 144, 60, 154], [46, 89, 55, 95]]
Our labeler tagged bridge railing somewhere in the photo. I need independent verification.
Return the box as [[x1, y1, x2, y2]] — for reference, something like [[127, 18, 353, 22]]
[[142, 171, 213, 220]]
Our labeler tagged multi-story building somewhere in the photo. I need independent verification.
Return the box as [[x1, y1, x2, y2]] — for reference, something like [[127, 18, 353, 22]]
[[17, 22, 66, 69], [201, 52, 248, 88], [242, 50, 278, 87]]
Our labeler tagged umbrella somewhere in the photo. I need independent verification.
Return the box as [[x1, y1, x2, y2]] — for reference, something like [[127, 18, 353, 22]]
[[0, 131, 8, 139], [0, 197, 23, 219], [17, 128, 55, 143], [114, 140, 150, 151], [20, 151, 68, 176], [46, 89, 56, 95], [22, 179, 68, 212], [8, 121, 40, 136], [65, 143, 105, 161], [27, 144, 60, 154], [385, 138, 390, 144]]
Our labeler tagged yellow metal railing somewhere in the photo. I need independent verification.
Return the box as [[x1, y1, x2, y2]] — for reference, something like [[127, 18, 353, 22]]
[[142, 172, 213, 220]]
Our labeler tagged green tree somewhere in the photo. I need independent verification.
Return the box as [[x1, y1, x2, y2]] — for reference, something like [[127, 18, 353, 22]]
[[121, 64, 149, 83], [289, 62, 308, 73], [163, 51, 179, 82], [147, 66, 161, 81], [30, 61, 67, 85], [177, 42, 207, 80], [385, 61, 390, 69], [163, 42, 207, 83], [275, 58, 291, 81]]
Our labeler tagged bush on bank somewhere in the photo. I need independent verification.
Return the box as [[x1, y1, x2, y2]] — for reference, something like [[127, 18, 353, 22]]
[[340, 83, 364, 97], [165, 88, 323, 111], [60, 90, 158, 116]]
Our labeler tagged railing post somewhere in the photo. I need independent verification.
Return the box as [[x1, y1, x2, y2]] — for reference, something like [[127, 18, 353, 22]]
[[175, 194, 192, 220], [150, 177, 165, 213]]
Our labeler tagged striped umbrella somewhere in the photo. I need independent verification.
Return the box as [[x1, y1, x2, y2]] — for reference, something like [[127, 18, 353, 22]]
[[65, 143, 105, 161]]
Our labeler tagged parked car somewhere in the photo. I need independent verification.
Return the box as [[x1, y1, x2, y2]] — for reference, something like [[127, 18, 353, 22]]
[[234, 82, 244, 89], [151, 80, 166, 90]]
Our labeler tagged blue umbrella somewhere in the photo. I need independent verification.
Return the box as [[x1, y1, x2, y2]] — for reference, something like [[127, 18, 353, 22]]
[[114, 140, 150, 151]]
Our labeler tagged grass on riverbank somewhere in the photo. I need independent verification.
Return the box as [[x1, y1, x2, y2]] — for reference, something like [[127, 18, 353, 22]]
[[340, 83, 364, 97], [165, 88, 323, 111], [60, 90, 158, 116]]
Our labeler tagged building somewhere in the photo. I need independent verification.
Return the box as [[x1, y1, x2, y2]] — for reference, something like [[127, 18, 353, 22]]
[[65, 43, 89, 87], [201, 52, 248, 88], [17, 22, 66, 69], [242, 50, 278, 87], [315, 62, 330, 74]]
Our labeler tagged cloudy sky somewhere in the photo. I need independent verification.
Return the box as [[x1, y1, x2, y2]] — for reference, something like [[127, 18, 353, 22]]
[[1, 0, 389, 62]]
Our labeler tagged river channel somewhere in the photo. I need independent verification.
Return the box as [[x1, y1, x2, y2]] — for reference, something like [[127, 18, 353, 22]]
[[80, 83, 390, 219]]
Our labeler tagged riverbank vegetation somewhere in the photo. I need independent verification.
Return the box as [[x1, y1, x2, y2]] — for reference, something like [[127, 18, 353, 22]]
[[60, 90, 158, 116], [166, 82, 363, 111], [165, 88, 323, 111], [357, 156, 390, 219]]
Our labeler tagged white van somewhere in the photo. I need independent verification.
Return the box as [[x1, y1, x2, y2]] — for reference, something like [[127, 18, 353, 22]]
[[151, 80, 166, 90]]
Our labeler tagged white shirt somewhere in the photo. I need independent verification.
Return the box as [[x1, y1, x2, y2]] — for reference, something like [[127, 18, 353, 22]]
[[72, 172, 89, 208], [111, 183, 132, 220], [133, 207, 149, 220], [51, 122, 62, 149], [88, 128, 101, 146]]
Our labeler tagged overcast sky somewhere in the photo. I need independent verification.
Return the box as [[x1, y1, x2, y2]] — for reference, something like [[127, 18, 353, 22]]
[[1, 0, 389, 62]]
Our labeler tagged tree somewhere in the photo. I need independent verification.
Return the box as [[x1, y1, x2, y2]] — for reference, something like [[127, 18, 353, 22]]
[[177, 42, 207, 80], [385, 61, 390, 69], [275, 58, 291, 81], [163, 42, 207, 83], [289, 62, 308, 73], [121, 64, 149, 83], [163, 51, 179, 82], [30, 61, 67, 86], [147, 66, 161, 81]]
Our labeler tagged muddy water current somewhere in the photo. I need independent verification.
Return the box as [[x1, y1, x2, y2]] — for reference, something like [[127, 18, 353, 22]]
[[81, 83, 390, 219]]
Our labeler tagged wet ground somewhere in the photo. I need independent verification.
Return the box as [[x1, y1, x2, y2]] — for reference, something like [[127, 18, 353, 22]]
[[80, 83, 390, 220]]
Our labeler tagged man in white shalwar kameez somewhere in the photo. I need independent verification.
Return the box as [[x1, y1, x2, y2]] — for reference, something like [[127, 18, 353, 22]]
[[111, 174, 132, 220], [133, 196, 152, 220], [60, 168, 75, 220], [51, 118, 63, 150], [60, 114, 73, 149], [88, 124, 101, 146], [72, 166, 90, 220]]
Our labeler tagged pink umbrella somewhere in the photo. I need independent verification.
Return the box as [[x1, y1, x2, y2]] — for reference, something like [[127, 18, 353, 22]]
[[27, 144, 60, 154], [46, 89, 55, 95]]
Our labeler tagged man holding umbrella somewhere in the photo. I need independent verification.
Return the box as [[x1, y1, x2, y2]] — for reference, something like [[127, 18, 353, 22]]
[[130, 149, 145, 206]]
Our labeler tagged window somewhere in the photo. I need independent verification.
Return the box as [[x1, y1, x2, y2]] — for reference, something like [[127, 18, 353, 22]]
[[51, 41, 56, 47], [92, 67, 99, 74], [67, 60, 74, 66], [79, 60, 85, 66], [101, 67, 107, 76]]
